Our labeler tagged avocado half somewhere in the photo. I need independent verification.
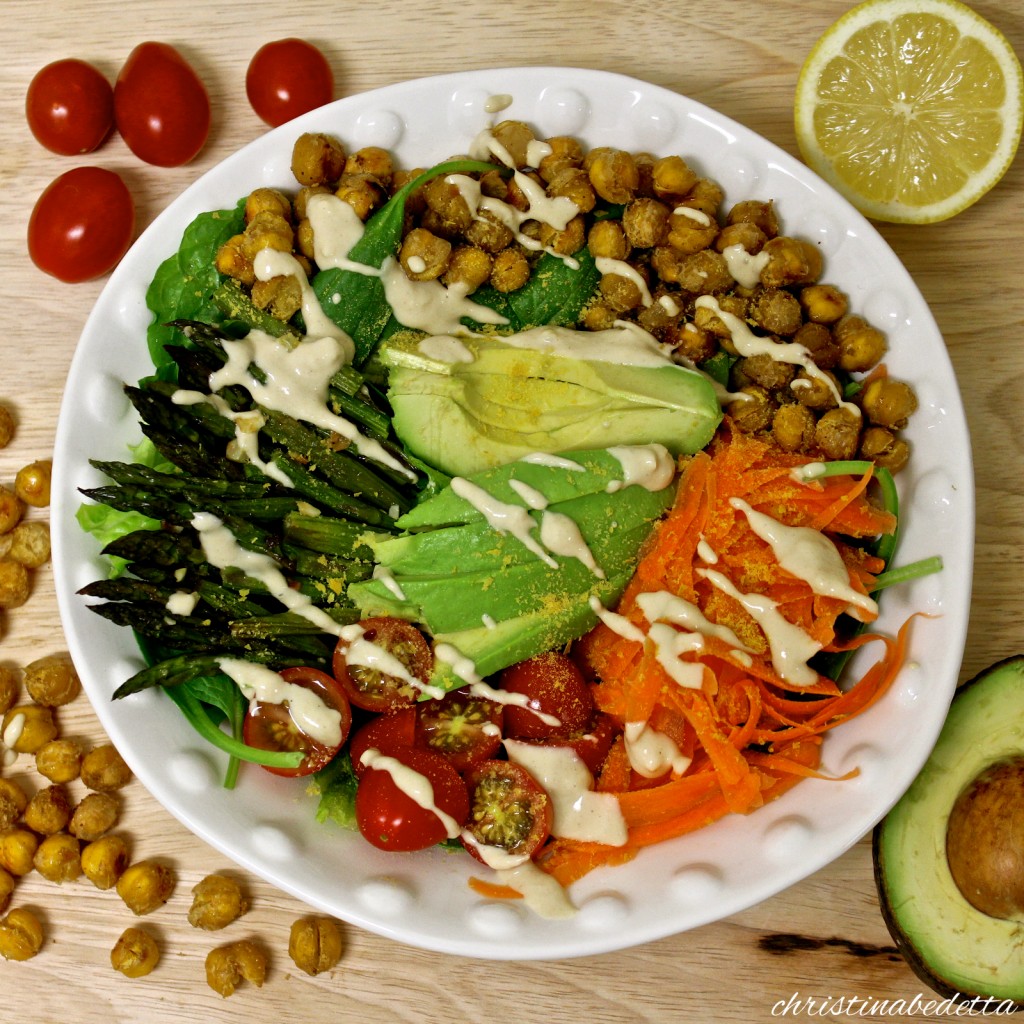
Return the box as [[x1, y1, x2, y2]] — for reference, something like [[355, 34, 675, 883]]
[[873, 655, 1024, 1007]]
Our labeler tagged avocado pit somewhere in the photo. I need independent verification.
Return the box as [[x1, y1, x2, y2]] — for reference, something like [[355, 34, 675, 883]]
[[945, 754, 1024, 921]]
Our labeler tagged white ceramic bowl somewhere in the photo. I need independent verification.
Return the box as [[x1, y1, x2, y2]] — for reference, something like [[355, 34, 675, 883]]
[[51, 67, 973, 960]]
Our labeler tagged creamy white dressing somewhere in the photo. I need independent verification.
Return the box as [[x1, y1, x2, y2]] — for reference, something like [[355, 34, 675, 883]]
[[624, 720, 692, 778], [695, 295, 859, 416], [372, 564, 407, 602], [646, 622, 706, 689], [434, 642, 484, 687], [658, 294, 681, 317], [525, 138, 553, 167], [460, 830, 530, 870], [338, 622, 445, 700], [696, 536, 719, 564], [636, 589, 751, 653], [673, 205, 713, 227], [588, 595, 646, 642], [730, 498, 878, 620], [360, 747, 462, 838], [504, 740, 628, 847], [595, 256, 654, 307], [605, 444, 676, 493], [467, 678, 562, 728], [791, 461, 829, 483], [192, 512, 345, 636], [418, 334, 475, 364], [3, 711, 26, 749], [165, 590, 200, 616], [493, 860, 578, 919], [218, 657, 343, 746], [507, 479, 550, 510], [720, 243, 771, 289], [518, 452, 586, 472], [539, 511, 605, 578], [478, 322, 673, 367], [697, 567, 822, 687], [484, 93, 513, 114]]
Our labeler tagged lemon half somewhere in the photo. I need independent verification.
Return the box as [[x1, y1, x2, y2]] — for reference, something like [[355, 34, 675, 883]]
[[795, 0, 1023, 223]]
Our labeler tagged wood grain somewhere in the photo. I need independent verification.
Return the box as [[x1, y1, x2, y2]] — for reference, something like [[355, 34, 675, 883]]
[[1, 1, 1021, 1020]]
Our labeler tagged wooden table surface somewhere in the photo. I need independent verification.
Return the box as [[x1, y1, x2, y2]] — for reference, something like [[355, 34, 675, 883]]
[[1, 1, 1021, 1020]]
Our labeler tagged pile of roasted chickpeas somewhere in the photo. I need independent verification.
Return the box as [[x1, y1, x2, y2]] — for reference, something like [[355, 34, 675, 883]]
[[0, 401, 343, 994], [214, 121, 917, 472]]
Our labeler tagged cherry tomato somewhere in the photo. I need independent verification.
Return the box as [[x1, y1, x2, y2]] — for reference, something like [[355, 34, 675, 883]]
[[114, 41, 210, 166], [242, 666, 352, 777], [414, 689, 504, 773], [332, 617, 432, 713], [348, 707, 417, 777], [28, 166, 135, 283], [498, 651, 594, 740], [461, 760, 552, 864], [26, 59, 113, 156], [245, 38, 334, 127], [356, 746, 469, 852]]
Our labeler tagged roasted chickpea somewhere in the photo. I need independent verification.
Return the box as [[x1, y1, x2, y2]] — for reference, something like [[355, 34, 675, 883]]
[[537, 214, 586, 257], [23, 784, 71, 835], [244, 187, 292, 224], [834, 314, 888, 373], [860, 378, 918, 428], [33, 832, 81, 883], [815, 407, 862, 460], [760, 236, 823, 288], [0, 404, 14, 448], [2, 705, 56, 753], [442, 245, 492, 292], [334, 173, 387, 221], [675, 250, 732, 295], [680, 177, 725, 219], [69, 791, 119, 841], [80, 742, 133, 791], [588, 219, 630, 261], [0, 828, 38, 876], [0, 778, 28, 831], [0, 907, 43, 961], [14, 460, 51, 508], [35, 738, 82, 785], [0, 486, 23, 534], [490, 248, 530, 293], [241, 211, 293, 260], [587, 148, 638, 204], [116, 859, 175, 915], [599, 270, 644, 313], [111, 926, 161, 978], [491, 119, 536, 168], [344, 146, 395, 187], [651, 155, 699, 202], [860, 425, 911, 473], [5, 521, 50, 568], [666, 210, 718, 255], [400, 227, 451, 281], [622, 197, 670, 248], [580, 302, 618, 331], [250, 275, 303, 321], [715, 221, 766, 254], [465, 212, 515, 253], [24, 652, 80, 708], [733, 352, 796, 393], [727, 199, 779, 238], [205, 940, 268, 997], [792, 369, 840, 411], [537, 136, 585, 182], [291, 132, 346, 187], [728, 386, 776, 433], [188, 874, 249, 931], [293, 184, 331, 221], [672, 321, 718, 363], [545, 166, 596, 213], [0, 663, 19, 715], [748, 288, 803, 337], [288, 915, 343, 976], [0, 866, 13, 913], [81, 834, 129, 890], [800, 283, 848, 324], [793, 321, 840, 371], [0, 560, 30, 610], [422, 175, 474, 233], [214, 234, 255, 286]]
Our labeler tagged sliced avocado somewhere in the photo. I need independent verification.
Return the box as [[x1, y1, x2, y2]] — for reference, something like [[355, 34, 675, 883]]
[[873, 655, 1024, 1007], [379, 333, 721, 478]]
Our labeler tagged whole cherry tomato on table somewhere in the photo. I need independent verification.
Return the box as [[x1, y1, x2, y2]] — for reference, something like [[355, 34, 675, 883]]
[[26, 58, 113, 155], [27, 166, 134, 283], [246, 38, 334, 127], [114, 41, 210, 166]]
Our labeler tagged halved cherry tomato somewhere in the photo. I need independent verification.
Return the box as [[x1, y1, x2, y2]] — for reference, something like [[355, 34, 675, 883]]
[[461, 760, 552, 864], [498, 651, 594, 740], [355, 746, 469, 852], [28, 166, 134, 283], [332, 617, 432, 713], [242, 666, 351, 777], [245, 38, 334, 127], [26, 58, 114, 156], [114, 41, 210, 166], [414, 689, 503, 773], [348, 707, 417, 777]]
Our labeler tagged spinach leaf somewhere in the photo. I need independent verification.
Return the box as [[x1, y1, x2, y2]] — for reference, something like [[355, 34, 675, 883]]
[[311, 752, 359, 829], [145, 200, 247, 373], [312, 159, 498, 366], [507, 247, 601, 329]]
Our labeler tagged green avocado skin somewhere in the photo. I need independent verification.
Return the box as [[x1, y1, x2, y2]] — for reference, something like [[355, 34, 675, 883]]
[[379, 333, 722, 478], [873, 655, 1024, 1008], [348, 449, 675, 690]]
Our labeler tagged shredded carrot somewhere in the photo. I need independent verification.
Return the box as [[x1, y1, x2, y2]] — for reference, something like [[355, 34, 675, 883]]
[[468, 876, 524, 900], [540, 420, 915, 889]]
